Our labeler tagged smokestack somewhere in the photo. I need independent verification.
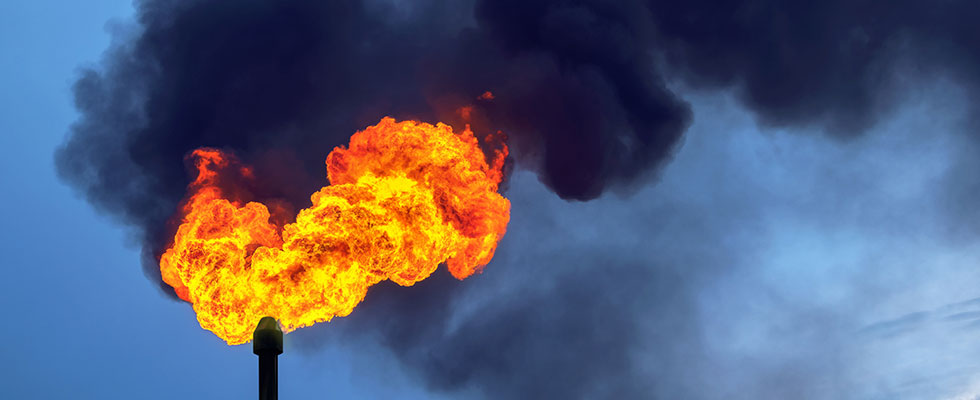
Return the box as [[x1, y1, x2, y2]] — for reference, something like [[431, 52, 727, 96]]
[[253, 317, 283, 400]]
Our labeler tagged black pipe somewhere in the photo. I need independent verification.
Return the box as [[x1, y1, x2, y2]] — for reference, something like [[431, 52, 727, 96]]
[[253, 317, 283, 400]]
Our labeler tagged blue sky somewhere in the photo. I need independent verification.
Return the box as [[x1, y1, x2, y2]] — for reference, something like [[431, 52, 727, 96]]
[[5, 1, 980, 399]]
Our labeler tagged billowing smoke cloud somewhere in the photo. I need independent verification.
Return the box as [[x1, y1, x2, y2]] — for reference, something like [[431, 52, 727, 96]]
[[56, 0, 980, 398], [55, 0, 980, 269], [646, 0, 980, 135], [288, 167, 720, 399]]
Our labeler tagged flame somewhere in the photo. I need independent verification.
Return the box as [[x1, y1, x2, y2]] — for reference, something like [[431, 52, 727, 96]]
[[160, 118, 510, 344]]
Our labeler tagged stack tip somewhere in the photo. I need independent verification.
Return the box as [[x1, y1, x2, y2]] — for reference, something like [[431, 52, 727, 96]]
[[253, 316, 283, 355]]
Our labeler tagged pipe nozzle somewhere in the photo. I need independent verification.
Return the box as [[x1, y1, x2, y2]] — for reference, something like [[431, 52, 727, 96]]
[[253, 316, 283, 355]]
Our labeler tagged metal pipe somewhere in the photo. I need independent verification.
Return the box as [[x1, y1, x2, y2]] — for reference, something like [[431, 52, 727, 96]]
[[253, 316, 283, 400]]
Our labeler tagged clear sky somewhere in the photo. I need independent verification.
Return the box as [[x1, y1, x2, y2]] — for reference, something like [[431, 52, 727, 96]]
[[5, 1, 980, 400]]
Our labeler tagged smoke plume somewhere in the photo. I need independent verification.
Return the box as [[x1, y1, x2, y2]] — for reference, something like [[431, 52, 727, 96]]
[[56, 0, 980, 398]]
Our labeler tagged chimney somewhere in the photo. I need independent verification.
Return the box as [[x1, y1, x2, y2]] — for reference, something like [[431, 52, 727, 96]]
[[253, 317, 283, 400]]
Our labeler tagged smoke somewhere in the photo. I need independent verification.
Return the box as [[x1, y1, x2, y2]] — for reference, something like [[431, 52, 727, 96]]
[[56, 0, 980, 267], [55, 0, 980, 398], [646, 0, 980, 135], [288, 166, 720, 399]]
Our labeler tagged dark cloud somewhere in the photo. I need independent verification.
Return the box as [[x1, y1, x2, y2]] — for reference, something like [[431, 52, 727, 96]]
[[54, 0, 980, 399], [324, 263, 687, 399], [647, 0, 980, 135], [55, 0, 980, 270], [288, 170, 720, 399]]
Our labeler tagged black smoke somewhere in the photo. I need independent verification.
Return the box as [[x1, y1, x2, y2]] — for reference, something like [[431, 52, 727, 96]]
[[56, 0, 980, 398], [646, 0, 980, 135]]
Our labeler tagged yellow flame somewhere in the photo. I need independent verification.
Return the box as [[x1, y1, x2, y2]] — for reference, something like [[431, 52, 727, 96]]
[[160, 118, 510, 344]]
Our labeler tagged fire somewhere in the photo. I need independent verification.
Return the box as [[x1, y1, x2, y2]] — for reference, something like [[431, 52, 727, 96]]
[[160, 118, 510, 344]]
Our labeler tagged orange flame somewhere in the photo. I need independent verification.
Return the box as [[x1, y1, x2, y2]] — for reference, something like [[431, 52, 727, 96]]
[[160, 118, 510, 344]]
